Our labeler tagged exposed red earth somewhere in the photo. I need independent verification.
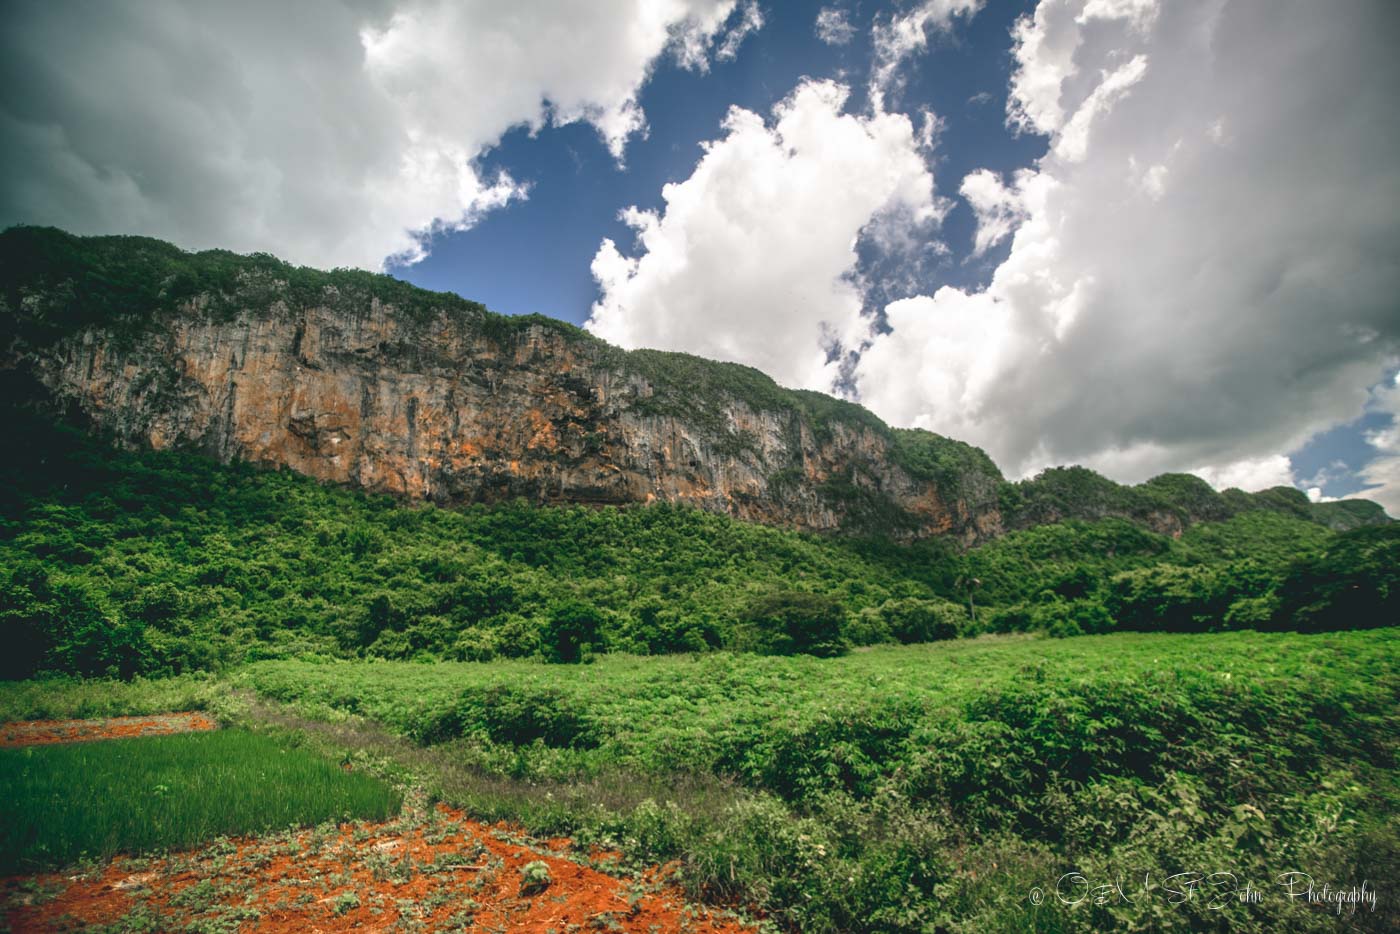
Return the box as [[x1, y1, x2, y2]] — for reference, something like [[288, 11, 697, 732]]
[[0, 713, 218, 748], [3, 804, 757, 933], [1, 717, 759, 933]]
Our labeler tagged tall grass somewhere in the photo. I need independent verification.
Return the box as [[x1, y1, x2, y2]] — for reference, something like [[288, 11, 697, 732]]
[[237, 630, 1400, 932], [0, 673, 224, 723], [0, 730, 401, 872]]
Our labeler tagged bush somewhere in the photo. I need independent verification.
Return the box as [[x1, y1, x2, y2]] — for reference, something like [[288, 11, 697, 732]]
[[1104, 564, 1229, 632], [737, 591, 849, 658], [541, 600, 604, 664], [623, 597, 721, 654], [420, 684, 600, 748], [981, 596, 1111, 637], [879, 597, 966, 643], [0, 564, 53, 679], [518, 860, 551, 895]]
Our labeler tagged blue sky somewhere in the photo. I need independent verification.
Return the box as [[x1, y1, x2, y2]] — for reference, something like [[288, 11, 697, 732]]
[[391, 0, 1044, 321], [3, 0, 1397, 511]]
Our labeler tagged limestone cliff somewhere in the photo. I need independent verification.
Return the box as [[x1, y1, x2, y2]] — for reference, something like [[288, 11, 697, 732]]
[[0, 228, 1007, 543], [1, 228, 1388, 542]]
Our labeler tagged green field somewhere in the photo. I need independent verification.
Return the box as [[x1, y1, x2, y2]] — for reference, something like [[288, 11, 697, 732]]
[[0, 730, 402, 873], [228, 630, 1396, 931], [0, 672, 223, 723], [3, 631, 1395, 930]]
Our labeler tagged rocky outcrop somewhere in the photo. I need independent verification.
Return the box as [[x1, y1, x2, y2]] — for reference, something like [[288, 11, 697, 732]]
[[12, 286, 1005, 543], [4, 227, 1385, 543]]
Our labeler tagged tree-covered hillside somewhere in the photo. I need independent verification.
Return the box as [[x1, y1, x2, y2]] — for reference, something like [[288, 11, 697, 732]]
[[2, 404, 1393, 679]]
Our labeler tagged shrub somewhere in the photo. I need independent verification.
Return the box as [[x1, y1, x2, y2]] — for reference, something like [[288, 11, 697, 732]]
[[1224, 594, 1278, 627], [457, 684, 599, 748], [518, 860, 551, 895], [541, 600, 604, 664], [878, 597, 966, 643], [737, 591, 849, 658], [1104, 564, 1229, 632], [623, 598, 721, 654]]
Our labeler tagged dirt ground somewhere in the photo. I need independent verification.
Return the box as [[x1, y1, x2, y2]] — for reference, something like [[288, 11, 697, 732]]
[[0, 713, 218, 748], [0, 715, 759, 933]]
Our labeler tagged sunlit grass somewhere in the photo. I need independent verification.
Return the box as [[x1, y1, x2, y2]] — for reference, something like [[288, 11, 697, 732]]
[[0, 729, 401, 872], [0, 672, 223, 723]]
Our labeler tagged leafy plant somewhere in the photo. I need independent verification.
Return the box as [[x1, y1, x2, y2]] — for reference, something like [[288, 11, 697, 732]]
[[518, 860, 551, 895], [736, 590, 849, 657]]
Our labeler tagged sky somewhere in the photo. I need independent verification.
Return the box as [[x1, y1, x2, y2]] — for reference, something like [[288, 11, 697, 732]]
[[3, 0, 1398, 514]]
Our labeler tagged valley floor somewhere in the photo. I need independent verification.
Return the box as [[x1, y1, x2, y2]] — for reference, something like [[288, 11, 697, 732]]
[[2, 630, 1397, 932]]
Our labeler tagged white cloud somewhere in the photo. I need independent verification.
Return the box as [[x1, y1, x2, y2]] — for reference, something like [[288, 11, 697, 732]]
[[1052, 54, 1147, 162], [1190, 455, 1295, 493], [587, 80, 938, 391], [1357, 372, 1400, 516], [0, 0, 743, 270], [1078, 0, 1159, 31], [854, 289, 1024, 439], [855, 0, 1400, 488], [716, 1, 764, 62], [870, 1, 985, 112], [815, 7, 857, 46], [960, 168, 1030, 256], [1006, 0, 1082, 135]]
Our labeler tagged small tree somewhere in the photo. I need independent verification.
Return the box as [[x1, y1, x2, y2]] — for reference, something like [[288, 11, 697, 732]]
[[1275, 526, 1399, 630], [739, 591, 848, 658], [542, 600, 603, 663], [0, 564, 55, 679], [879, 597, 966, 643], [49, 581, 149, 678]]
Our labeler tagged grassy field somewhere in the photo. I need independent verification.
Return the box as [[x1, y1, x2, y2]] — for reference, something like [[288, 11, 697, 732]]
[[0, 672, 225, 723], [231, 630, 1398, 932], [2, 631, 1394, 930], [0, 730, 402, 873], [237, 629, 1398, 779]]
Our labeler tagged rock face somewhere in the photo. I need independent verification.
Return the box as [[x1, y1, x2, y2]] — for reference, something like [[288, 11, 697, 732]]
[[4, 228, 1386, 542], [14, 289, 1006, 544]]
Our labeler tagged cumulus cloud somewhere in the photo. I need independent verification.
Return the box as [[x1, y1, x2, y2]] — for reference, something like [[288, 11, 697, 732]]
[[1190, 456, 1295, 494], [587, 80, 938, 390], [0, 0, 744, 270], [870, 1, 985, 111], [1357, 372, 1400, 516], [815, 7, 857, 46], [855, 0, 1400, 486], [716, 0, 764, 62], [959, 168, 1030, 256]]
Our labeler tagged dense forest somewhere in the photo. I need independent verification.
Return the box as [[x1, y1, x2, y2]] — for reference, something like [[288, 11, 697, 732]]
[[1, 403, 1393, 680]]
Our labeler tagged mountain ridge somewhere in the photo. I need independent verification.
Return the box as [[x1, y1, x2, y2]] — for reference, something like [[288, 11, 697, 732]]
[[1, 226, 1388, 543]]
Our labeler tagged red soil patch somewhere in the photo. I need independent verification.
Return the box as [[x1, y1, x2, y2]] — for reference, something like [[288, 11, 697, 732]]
[[0, 713, 218, 748], [1, 803, 758, 933]]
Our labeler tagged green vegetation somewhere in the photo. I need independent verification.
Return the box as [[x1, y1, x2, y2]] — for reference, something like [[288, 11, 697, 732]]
[[237, 630, 1399, 932], [0, 225, 587, 352], [518, 859, 552, 896], [0, 673, 222, 722], [734, 590, 850, 657], [0, 404, 963, 676], [0, 729, 401, 872], [0, 401, 1392, 680], [2, 227, 1395, 931]]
